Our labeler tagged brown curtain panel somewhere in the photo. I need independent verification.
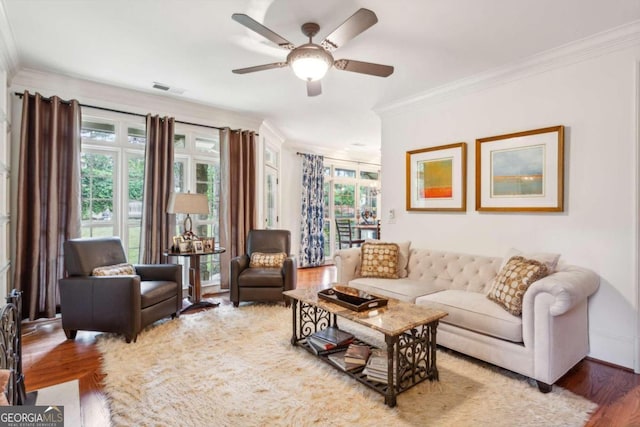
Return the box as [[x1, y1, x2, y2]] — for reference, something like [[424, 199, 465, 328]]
[[219, 129, 257, 289], [13, 91, 81, 320], [140, 115, 175, 264]]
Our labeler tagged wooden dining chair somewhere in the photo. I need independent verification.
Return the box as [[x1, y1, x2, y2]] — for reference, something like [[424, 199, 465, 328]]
[[335, 219, 365, 249]]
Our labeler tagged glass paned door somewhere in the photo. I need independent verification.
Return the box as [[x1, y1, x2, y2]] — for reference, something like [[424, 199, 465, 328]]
[[194, 161, 220, 284], [81, 151, 116, 238], [264, 166, 278, 229]]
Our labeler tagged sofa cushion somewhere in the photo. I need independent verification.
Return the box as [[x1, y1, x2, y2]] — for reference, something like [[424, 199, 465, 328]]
[[487, 256, 549, 316], [92, 263, 136, 276], [249, 252, 286, 268], [416, 290, 523, 343], [348, 277, 446, 303], [359, 242, 399, 279]]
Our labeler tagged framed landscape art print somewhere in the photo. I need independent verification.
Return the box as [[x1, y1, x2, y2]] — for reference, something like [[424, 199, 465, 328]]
[[406, 142, 467, 211], [475, 125, 564, 212]]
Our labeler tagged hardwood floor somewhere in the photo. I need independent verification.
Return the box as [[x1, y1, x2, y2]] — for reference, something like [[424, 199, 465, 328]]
[[22, 265, 639, 426]]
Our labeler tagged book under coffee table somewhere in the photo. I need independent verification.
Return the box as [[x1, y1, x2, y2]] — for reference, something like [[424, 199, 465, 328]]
[[283, 286, 448, 407]]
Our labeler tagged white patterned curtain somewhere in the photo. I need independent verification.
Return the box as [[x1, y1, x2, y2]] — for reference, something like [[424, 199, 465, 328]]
[[299, 154, 325, 267]]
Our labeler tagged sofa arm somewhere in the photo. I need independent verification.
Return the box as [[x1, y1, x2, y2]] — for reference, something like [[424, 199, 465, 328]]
[[135, 264, 182, 285], [523, 265, 600, 317], [230, 255, 250, 303], [333, 247, 361, 284]]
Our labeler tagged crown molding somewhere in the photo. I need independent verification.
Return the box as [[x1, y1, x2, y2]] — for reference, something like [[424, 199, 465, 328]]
[[260, 120, 286, 144], [376, 20, 640, 116], [0, 1, 19, 76]]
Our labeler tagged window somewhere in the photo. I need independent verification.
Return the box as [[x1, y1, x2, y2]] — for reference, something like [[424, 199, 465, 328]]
[[81, 112, 144, 261], [80, 110, 222, 286], [174, 127, 221, 285], [322, 161, 381, 257], [264, 143, 279, 229]]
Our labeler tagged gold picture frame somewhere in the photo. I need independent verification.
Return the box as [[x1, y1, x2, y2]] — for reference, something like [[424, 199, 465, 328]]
[[406, 142, 467, 211], [475, 125, 564, 212]]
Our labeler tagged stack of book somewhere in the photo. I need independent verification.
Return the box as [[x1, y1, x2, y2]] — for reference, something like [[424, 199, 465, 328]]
[[327, 343, 372, 372], [307, 326, 354, 355], [362, 349, 397, 385]]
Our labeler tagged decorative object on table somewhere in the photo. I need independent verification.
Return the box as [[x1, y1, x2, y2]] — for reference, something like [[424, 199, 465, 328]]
[[476, 125, 564, 212], [343, 343, 371, 365], [317, 286, 388, 312], [178, 241, 191, 253], [192, 240, 204, 254], [406, 142, 467, 211], [202, 237, 215, 252], [167, 191, 210, 239]]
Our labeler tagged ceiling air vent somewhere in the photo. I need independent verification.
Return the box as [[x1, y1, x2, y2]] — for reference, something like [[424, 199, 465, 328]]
[[152, 82, 170, 91]]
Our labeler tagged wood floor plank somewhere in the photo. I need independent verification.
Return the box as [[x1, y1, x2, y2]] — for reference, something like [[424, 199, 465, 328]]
[[20, 265, 640, 426]]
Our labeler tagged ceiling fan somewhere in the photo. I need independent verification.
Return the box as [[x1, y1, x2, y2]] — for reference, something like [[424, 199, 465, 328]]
[[231, 8, 394, 97]]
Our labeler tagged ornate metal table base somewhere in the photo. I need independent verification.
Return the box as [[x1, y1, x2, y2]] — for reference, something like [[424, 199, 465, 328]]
[[289, 299, 440, 407]]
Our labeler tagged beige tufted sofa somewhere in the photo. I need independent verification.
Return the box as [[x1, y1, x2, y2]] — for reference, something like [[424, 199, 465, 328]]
[[334, 246, 600, 392]]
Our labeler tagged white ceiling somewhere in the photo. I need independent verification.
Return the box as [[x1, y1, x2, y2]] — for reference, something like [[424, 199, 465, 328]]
[[3, 0, 640, 156]]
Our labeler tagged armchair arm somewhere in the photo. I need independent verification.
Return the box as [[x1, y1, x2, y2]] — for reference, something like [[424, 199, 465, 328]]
[[230, 255, 250, 303], [135, 264, 182, 285], [282, 256, 297, 292], [333, 247, 361, 284], [59, 276, 141, 337]]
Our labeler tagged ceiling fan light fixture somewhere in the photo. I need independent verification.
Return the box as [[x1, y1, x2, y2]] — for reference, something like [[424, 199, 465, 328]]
[[287, 44, 333, 81]]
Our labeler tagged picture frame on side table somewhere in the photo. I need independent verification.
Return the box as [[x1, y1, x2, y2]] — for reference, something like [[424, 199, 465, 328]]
[[203, 238, 215, 252], [193, 240, 204, 253], [178, 241, 191, 253], [406, 142, 467, 211], [476, 125, 564, 212]]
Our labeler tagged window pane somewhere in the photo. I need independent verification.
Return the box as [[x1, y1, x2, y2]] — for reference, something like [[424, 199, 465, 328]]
[[81, 152, 115, 221], [127, 126, 146, 145], [128, 225, 141, 262], [81, 226, 114, 238], [323, 221, 330, 257], [265, 146, 278, 168], [174, 161, 185, 192], [324, 167, 331, 177], [174, 133, 186, 149], [128, 156, 144, 219], [360, 171, 379, 180], [335, 168, 356, 178], [195, 136, 219, 153], [334, 183, 355, 218], [81, 120, 116, 142]]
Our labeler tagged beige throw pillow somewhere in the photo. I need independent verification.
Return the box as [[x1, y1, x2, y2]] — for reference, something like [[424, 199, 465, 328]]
[[487, 256, 549, 316], [500, 248, 560, 273], [250, 252, 287, 268], [92, 263, 136, 276], [359, 242, 400, 279], [363, 240, 411, 278]]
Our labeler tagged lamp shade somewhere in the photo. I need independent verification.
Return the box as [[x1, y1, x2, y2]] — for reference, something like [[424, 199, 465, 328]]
[[167, 192, 210, 215], [287, 44, 333, 81]]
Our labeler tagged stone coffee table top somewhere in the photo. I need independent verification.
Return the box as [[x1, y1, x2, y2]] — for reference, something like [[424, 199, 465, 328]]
[[284, 285, 447, 336]]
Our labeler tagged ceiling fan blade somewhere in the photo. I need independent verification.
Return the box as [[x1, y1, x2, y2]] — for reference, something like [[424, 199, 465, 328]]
[[321, 8, 378, 51], [232, 62, 288, 74], [334, 59, 394, 77], [307, 80, 322, 97], [232, 13, 295, 49]]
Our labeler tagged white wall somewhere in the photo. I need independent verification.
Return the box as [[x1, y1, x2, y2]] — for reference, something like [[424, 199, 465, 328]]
[[378, 39, 640, 369], [0, 65, 10, 299]]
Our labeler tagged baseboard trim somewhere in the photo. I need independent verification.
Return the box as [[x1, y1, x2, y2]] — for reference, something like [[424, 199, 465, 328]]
[[584, 356, 637, 373]]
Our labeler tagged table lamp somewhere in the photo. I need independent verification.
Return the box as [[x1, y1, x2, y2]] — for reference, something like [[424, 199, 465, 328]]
[[167, 192, 210, 239]]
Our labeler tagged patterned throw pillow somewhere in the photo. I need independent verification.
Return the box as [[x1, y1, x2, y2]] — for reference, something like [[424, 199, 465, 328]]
[[250, 252, 287, 268], [487, 256, 549, 316], [359, 242, 400, 279], [92, 263, 136, 276]]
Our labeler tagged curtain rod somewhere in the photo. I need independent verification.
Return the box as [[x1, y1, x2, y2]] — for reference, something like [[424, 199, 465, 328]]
[[296, 151, 381, 167], [13, 91, 253, 134]]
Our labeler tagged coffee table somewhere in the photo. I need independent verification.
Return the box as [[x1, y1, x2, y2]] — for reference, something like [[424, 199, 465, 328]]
[[283, 286, 447, 407]]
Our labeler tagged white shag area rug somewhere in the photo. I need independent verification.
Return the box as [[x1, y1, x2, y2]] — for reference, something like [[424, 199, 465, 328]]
[[97, 305, 596, 427]]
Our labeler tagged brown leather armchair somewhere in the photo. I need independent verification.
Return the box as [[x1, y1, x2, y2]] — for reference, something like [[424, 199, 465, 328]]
[[230, 229, 297, 307], [59, 237, 182, 343]]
